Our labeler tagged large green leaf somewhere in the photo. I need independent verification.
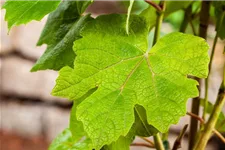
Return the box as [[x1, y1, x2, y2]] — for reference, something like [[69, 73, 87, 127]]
[[2, 0, 60, 30], [31, 1, 92, 71], [52, 14, 209, 149]]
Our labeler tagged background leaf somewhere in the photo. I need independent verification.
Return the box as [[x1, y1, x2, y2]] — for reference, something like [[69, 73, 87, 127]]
[[48, 128, 92, 150], [2, 0, 60, 30], [140, 1, 192, 31], [212, 1, 225, 39], [31, 1, 92, 71]]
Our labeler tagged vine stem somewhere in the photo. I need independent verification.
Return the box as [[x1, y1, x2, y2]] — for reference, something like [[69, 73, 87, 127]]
[[145, 0, 161, 12], [179, 4, 192, 33], [187, 111, 225, 143], [188, 1, 210, 150], [140, 137, 155, 146], [172, 124, 188, 150], [152, 0, 166, 46], [153, 133, 165, 150], [149, 1, 166, 149], [203, 33, 218, 120], [130, 142, 154, 148], [193, 90, 225, 150]]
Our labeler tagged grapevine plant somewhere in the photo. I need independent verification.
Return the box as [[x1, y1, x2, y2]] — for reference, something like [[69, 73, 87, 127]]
[[3, 0, 225, 150]]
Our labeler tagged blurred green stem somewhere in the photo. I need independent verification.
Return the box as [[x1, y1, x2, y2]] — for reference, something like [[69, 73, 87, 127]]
[[193, 86, 225, 150], [179, 4, 192, 33]]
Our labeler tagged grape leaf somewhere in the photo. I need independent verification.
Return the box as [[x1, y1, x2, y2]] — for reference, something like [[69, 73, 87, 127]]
[[2, 0, 60, 30], [48, 128, 92, 150], [31, 1, 92, 71], [52, 14, 209, 149]]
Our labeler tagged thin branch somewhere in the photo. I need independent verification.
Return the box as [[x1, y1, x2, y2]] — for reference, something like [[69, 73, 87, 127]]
[[189, 20, 197, 35], [187, 111, 225, 144], [130, 142, 155, 148], [140, 136, 155, 146], [193, 90, 224, 150], [172, 124, 188, 150], [187, 112, 205, 124], [145, 0, 162, 12], [213, 129, 225, 143], [203, 33, 218, 120]]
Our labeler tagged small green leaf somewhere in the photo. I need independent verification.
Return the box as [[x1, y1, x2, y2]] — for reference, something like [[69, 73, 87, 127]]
[[2, 0, 60, 30], [52, 14, 209, 149], [31, 1, 92, 71], [48, 128, 92, 150], [31, 15, 92, 71], [133, 105, 158, 137], [69, 103, 87, 141], [126, 0, 134, 34]]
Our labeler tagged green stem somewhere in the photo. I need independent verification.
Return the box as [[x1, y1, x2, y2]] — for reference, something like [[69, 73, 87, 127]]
[[152, 1, 166, 46], [203, 11, 225, 121], [188, 2, 211, 150], [179, 4, 192, 33], [154, 133, 165, 150], [203, 33, 218, 120], [193, 89, 225, 150]]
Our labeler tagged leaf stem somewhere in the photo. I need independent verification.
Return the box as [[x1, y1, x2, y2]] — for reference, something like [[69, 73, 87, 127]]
[[188, 2, 211, 150], [193, 89, 225, 150], [172, 124, 188, 150], [179, 4, 192, 33], [152, 0, 166, 46], [153, 133, 165, 150], [213, 129, 225, 144], [145, 0, 162, 12], [140, 137, 155, 146], [130, 142, 155, 148], [187, 111, 225, 144], [203, 33, 218, 120]]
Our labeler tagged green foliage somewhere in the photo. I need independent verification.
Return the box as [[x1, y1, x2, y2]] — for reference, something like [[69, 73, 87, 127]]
[[48, 128, 92, 150], [4, 1, 219, 150], [140, 1, 192, 31], [52, 14, 209, 149], [212, 1, 225, 39], [2, 0, 60, 30], [31, 1, 92, 71]]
